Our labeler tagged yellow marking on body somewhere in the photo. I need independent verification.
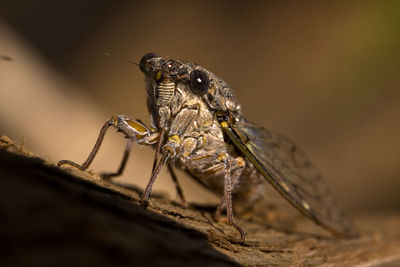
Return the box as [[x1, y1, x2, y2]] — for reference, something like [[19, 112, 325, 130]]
[[189, 154, 213, 161], [220, 121, 228, 128], [302, 200, 310, 210], [127, 120, 147, 133], [111, 115, 119, 127], [197, 136, 207, 148], [155, 70, 162, 81], [235, 157, 246, 168], [217, 153, 226, 162], [163, 145, 175, 155], [203, 164, 224, 175], [168, 134, 182, 144]]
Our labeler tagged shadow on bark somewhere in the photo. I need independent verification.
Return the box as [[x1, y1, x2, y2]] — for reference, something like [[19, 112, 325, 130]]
[[1, 136, 400, 266]]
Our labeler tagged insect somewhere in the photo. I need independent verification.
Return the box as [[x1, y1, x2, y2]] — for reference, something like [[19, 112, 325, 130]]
[[58, 53, 357, 242]]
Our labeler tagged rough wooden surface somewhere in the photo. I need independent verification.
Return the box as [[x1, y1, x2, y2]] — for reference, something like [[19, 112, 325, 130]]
[[1, 135, 400, 266]]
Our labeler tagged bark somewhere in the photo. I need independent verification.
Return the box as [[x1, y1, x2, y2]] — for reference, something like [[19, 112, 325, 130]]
[[1, 135, 400, 266]]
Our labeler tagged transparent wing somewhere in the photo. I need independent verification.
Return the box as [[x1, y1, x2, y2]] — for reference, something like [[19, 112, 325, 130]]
[[222, 118, 357, 237]]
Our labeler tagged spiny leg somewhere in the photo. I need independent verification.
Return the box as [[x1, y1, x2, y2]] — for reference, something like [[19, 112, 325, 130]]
[[222, 157, 246, 243], [140, 151, 170, 207], [58, 115, 156, 174], [167, 163, 187, 207], [213, 156, 245, 222], [101, 138, 133, 181], [142, 129, 187, 205], [58, 119, 114, 170]]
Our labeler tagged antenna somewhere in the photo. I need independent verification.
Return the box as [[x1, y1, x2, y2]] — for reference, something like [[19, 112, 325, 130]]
[[104, 52, 139, 66]]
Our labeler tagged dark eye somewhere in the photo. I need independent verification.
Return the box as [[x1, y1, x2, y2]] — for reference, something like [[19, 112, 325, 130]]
[[190, 70, 210, 95], [139, 52, 158, 72]]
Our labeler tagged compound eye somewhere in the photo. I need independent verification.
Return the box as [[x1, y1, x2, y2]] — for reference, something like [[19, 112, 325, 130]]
[[139, 52, 159, 72], [190, 70, 210, 95]]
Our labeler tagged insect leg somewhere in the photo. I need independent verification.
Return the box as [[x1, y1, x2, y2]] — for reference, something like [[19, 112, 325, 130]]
[[101, 127, 164, 181], [58, 118, 114, 170], [148, 130, 186, 205], [167, 163, 187, 207], [140, 151, 170, 207], [150, 129, 166, 173], [140, 107, 198, 206], [213, 156, 245, 221], [100, 138, 133, 180], [58, 115, 157, 172], [221, 156, 246, 243]]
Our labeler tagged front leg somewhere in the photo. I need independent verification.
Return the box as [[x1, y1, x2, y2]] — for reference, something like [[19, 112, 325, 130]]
[[58, 115, 158, 171], [58, 115, 188, 205]]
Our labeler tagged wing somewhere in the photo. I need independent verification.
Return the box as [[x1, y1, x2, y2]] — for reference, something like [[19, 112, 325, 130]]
[[219, 118, 357, 237]]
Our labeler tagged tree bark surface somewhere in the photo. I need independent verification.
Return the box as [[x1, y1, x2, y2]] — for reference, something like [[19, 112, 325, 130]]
[[1, 136, 400, 266]]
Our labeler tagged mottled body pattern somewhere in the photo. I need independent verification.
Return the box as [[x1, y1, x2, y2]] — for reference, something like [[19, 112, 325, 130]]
[[144, 55, 260, 201], [58, 53, 356, 241]]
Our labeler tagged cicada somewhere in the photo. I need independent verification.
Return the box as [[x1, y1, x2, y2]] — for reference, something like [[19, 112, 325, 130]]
[[58, 53, 357, 242]]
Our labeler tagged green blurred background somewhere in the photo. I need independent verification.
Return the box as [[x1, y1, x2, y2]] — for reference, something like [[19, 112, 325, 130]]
[[1, 1, 399, 213]]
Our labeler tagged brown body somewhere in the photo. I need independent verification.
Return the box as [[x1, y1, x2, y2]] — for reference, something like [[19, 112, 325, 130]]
[[58, 53, 357, 242]]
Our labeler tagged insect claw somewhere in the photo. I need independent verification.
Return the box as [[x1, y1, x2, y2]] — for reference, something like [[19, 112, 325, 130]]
[[234, 224, 246, 244]]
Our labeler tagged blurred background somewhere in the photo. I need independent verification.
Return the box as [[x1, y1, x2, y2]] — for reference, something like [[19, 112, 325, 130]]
[[0, 1, 399, 213]]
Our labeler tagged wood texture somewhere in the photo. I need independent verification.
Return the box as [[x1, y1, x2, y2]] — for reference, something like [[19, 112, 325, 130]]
[[1, 136, 400, 266]]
